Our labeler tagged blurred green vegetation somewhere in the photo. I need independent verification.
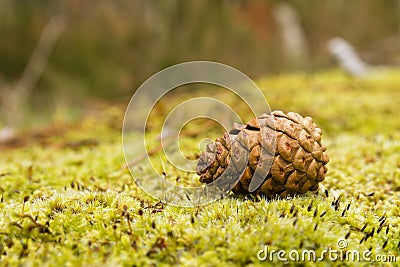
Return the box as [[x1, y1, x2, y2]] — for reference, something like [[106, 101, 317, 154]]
[[0, 0, 399, 127]]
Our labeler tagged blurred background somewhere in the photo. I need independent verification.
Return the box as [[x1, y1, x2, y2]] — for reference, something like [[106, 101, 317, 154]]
[[0, 0, 400, 129]]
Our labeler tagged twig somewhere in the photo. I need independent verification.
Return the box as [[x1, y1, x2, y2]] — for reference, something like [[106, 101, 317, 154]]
[[14, 15, 67, 97], [0, 15, 67, 127]]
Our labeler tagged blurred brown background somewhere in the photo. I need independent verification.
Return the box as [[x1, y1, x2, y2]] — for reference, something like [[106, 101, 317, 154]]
[[0, 0, 399, 128]]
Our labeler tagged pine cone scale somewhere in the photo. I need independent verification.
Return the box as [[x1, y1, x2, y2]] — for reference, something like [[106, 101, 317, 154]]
[[259, 127, 276, 155]]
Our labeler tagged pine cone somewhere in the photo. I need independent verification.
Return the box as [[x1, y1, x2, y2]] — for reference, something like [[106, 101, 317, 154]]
[[196, 110, 329, 199]]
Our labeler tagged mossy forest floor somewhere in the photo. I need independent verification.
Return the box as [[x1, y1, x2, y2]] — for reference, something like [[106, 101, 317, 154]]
[[0, 70, 399, 266]]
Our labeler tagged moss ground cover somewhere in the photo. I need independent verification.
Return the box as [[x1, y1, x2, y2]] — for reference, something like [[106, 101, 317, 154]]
[[0, 70, 399, 266]]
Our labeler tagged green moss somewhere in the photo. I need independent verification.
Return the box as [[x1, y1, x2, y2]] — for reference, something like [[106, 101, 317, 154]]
[[0, 70, 399, 266]]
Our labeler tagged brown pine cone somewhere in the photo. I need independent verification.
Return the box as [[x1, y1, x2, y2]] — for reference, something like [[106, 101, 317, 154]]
[[196, 110, 329, 199]]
